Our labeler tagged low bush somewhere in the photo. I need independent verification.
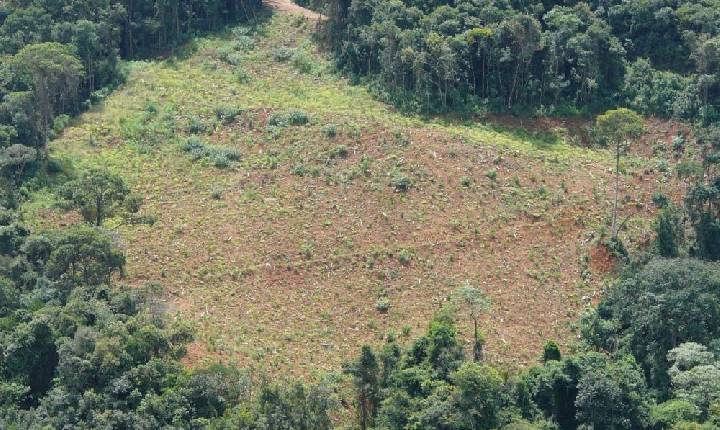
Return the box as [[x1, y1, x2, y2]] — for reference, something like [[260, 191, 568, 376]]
[[322, 124, 338, 138], [215, 106, 243, 124], [181, 137, 241, 168], [292, 50, 314, 74], [186, 116, 209, 134], [292, 164, 307, 176], [391, 173, 412, 192], [328, 145, 348, 159], [233, 35, 254, 52], [49, 115, 71, 140], [267, 110, 310, 127], [376, 297, 391, 313], [272, 47, 294, 62]]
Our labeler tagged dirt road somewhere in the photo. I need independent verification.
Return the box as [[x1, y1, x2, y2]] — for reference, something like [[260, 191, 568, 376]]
[[265, 0, 325, 20]]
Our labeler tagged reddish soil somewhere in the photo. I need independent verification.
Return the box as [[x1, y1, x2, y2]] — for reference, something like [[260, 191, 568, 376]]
[[118, 114, 686, 375]]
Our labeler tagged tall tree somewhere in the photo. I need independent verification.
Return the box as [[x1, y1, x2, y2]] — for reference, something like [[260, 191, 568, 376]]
[[686, 125, 720, 260], [344, 346, 379, 430], [454, 282, 490, 362], [60, 167, 130, 226], [595, 108, 645, 239], [8, 42, 84, 149]]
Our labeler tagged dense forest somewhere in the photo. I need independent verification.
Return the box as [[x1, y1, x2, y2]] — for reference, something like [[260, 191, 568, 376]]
[[323, 0, 720, 119], [2, 0, 720, 428]]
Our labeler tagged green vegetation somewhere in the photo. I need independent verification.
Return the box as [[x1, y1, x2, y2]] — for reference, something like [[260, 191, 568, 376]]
[[0, 212, 334, 428], [182, 137, 242, 168], [325, 0, 720, 120], [595, 108, 645, 239], [1, 0, 720, 428], [339, 243, 720, 429], [59, 167, 130, 225], [0, 0, 261, 205]]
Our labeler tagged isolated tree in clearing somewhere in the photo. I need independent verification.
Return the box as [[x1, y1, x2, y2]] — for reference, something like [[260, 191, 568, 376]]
[[595, 108, 645, 239], [454, 282, 491, 362], [61, 168, 130, 226]]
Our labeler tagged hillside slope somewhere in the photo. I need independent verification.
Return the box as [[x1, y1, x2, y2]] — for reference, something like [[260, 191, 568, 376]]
[[28, 11, 687, 375]]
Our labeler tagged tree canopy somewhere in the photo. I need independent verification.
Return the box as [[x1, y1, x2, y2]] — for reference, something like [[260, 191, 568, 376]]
[[324, 0, 720, 118]]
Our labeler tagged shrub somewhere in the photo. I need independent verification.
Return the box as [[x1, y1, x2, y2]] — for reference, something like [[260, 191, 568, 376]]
[[393, 130, 410, 147], [210, 153, 232, 168], [186, 116, 209, 134], [288, 110, 309, 125], [328, 145, 348, 159], [672, 134, 686, 152], [322, 124, 337, 138], [227, 52, 244, 66], [216, 46, 244, 65], [217, 46, 243, 66], [125, 194, 143, 214], [182, 137, 207, 160], [215, 106, 242, 124], [231, 25, 251, 38], [137, 214, 156, 225], [676, 161, 703, 180], [233, 35, 254, 52], [391, 173, 412, 192], [654, 206, 684, 257], [652, 192, 669, 208], [291, 50, 314, 73], [50, 114, 71, 140], [376, 297, 391, 313], [537, 185, 548, 198], [605, 236, 628, 260], [46, 157, 65, 174], [214, 148, 241, 161], [267, 112, 285, 127], [272, 47, 294, 62], [292, 164, 306, 176], [235, 67, 251, 83], [397, 248, 412, 265], [542, 341, 561, 362], [300, 242, 314, 259], [357, 156, 372, 176], [181, 138, 240, 168], [268, 110, 309, 127]]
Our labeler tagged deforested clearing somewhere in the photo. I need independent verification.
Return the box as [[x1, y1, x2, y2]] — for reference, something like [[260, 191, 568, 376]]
[[26, 13, 689, 376]]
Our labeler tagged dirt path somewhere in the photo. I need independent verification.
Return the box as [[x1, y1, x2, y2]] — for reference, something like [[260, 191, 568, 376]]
[[265, 0, 325, 20]]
